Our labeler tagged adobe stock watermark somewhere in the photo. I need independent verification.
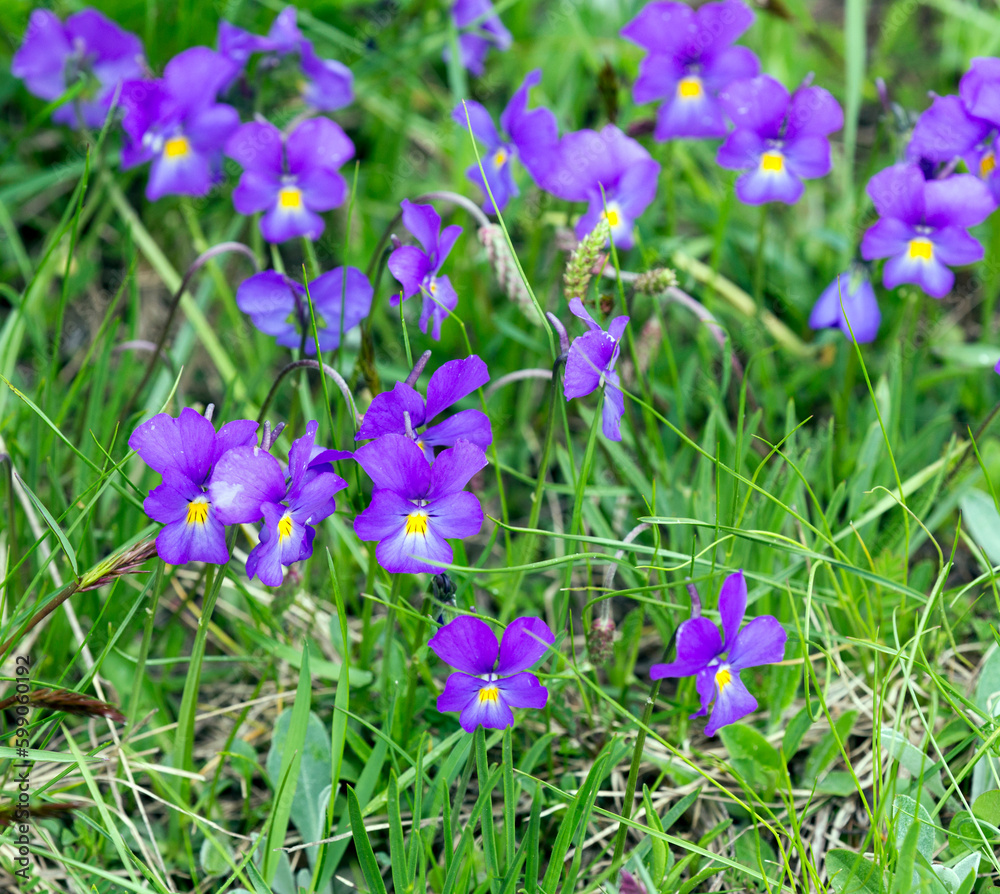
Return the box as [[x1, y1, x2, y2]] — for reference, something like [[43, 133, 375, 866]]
[[11, 655, 32, 887]]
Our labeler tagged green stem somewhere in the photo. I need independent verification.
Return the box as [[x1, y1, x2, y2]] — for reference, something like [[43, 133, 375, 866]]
[[475, 727, 500, 889], [127, 560, 165, 725], [558, 394, 604, 627], [610, 680, 661, 875], [380, 575, 404, 712], [753, 205, 767, 310], [506, 362, 563, 618]]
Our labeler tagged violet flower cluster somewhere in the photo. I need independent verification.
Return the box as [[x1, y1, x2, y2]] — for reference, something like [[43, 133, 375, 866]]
[[352, 355, 493, 574], [131, 411, 348, 587], [651, 570, 786, 736]]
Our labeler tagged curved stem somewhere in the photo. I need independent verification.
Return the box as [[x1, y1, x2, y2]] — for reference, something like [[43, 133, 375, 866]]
[[122, 241, 258, 420], [257, 359, 360, 428], [484, 368, 552, 399]]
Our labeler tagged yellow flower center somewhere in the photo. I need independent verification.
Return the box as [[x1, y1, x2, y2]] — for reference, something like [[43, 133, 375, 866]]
[[405, 511, 429, 536], [761, 151, 784, 172], [478, 686, 500, 703], [603, 208, 620, 228], [908, 238, 933, 261], [677, 76, 702, 99], [164, 136, 189, 158], [981, 152, 996, 177], [715, 666, 732, 691], [186, 500, 209, 525], [493, 148, 508, 167], [278, 514, 294, 541], [429, 280, 437, 295], [279, 187, 303, 208]]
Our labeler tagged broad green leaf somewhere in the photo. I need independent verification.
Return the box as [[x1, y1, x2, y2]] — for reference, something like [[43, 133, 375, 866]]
[[719, 723, 782, 800], [892, 795, 934, 856], [826, 848, 885, 894]]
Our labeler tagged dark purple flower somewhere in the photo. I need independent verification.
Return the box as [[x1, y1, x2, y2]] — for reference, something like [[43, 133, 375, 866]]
[[621, 0, 759, 141], [208, 421, 347, 586], [452, 69, 560, 212], [860, 163, 995, 298], [129, 408, 258, 566], [353, 435, 486, 574], [546, 125, 660, 250], [217, 6, 353, 111], [650, 570, 786, 736], [226, 118, 354, 243], [429, 616, 553, 732], [388, 200, 463, 340], [12, 8, 145, 129], [563, 298, 628, 441], [119, 47, 240, 201], [716, 75, 844, 205], [808, 268, 881, 343], [356, 356, 492, 454], [444, 0, 513, 77], [235, 268, 372, 354]]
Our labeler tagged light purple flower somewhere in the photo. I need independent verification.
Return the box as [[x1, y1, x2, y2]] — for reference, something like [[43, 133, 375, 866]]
[[217, 6, 353, 111], [716, 75, 844, 205], [808, 268, 881, 343], [356, 355, 492, 454], [563, 298, 628, 441], [860, 163, 995, 298], [909, 61, 1000, 202], [353, 435, 486, 574], [129, 408, 258, 566], [235, 268, 372, 354], [226, 117, 354, 243], [650, 570, 786, 736], [12, 8, 145, 129], [444, 0, 513, 77], [621, 0, 759, 141], [546, 125, 660, 250], [452, 69, 561, 212], [429, 615, 554, 732], [208, 421, 347, 586], [119, 47, 240, 201], [388, 200, 463, 340]]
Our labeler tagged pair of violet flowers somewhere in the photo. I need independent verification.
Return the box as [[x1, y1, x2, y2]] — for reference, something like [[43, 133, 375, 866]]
[[131, 411, 347, 587], [352, 356, 492, 574]]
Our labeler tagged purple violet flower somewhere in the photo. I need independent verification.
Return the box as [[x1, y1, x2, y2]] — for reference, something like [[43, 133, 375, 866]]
[[226, 117, 354, 243], [235, 268, 372, 354], [353, 435, 487, 574], [388, 200, 463, 340], [208, 421, 347, 586], [356, 355, 492, 454], [716, 75, 844, 205], [217, 6, 353, 111], [429, 616, 554, 732], [452, 70, 561, 212], [808, 268, 881, 343], [860, 162, 995, 298], [444, 0, 513, 77], [546, 125, 660, 250], [119, 47, 240, 201], [12, 8, 146, 129], [908, 60, 1000, 202], [650, 570, 786, 736], [129, 408, 258, 566], [563, 298, 629, 442], [620, 0, 759, 141]]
